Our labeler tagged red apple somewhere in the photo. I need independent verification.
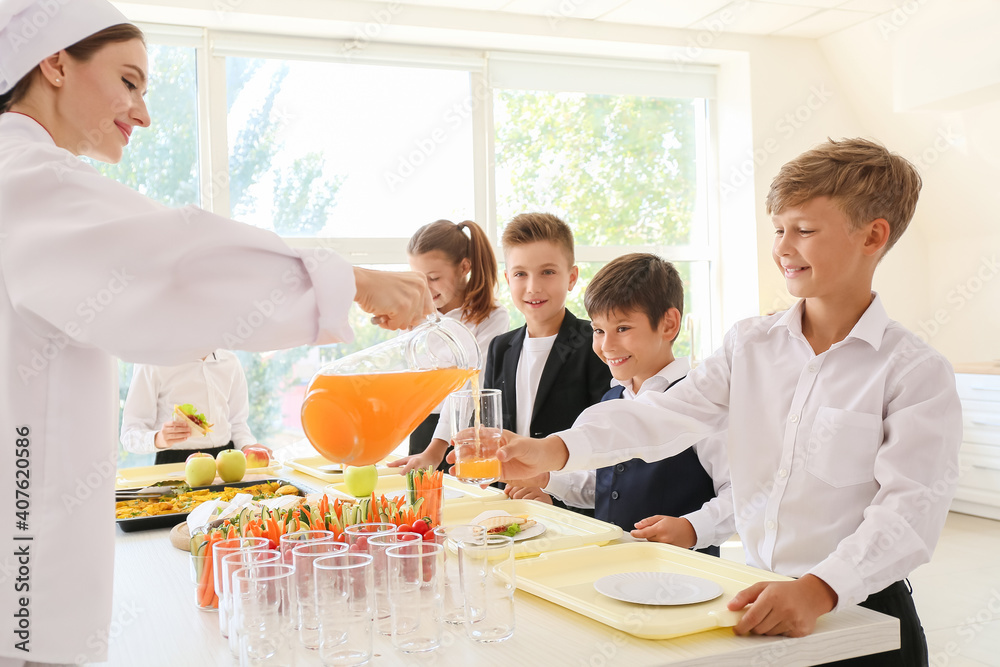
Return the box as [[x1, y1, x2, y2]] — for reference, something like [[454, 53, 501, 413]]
[[243, 445, 270, 469]]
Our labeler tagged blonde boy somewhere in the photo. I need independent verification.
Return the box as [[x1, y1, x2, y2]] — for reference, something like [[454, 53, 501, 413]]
[[496, 139, 961, 666]]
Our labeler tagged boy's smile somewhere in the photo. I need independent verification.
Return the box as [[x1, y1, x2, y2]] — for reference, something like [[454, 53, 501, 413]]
[[504, 241, 578, 337], [772, 196, 877, 301], [591, 308, 677, 392]]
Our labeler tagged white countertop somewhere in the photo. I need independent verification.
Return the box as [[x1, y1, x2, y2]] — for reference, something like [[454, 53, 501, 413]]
[[100, 470, 900, 666]]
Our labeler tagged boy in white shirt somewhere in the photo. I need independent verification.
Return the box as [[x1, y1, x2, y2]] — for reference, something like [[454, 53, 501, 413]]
[[491, 139, 962, 665], [121, 349, 266, 464], [505, 253, 735, 554]]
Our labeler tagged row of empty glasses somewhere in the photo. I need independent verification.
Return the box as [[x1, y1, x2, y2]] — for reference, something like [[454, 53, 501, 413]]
[[193, 522, 516, 666]]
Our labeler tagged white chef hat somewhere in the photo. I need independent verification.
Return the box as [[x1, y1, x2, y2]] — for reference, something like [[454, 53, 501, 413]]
[[0, 0, 129, 94]]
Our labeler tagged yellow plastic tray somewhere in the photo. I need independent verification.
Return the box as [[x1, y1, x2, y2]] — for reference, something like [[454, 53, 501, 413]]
[[324, 474, 506, 505], [284, 455, 402, 482], [115, 462, 281, 489], [515, 541, 791, 639], [441, 499, 623, 558]]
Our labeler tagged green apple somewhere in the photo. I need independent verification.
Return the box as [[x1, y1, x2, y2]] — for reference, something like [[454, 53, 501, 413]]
[[185, 453, 217, 487], [343, 465, 379, 497], [216, 449, 247, 483]]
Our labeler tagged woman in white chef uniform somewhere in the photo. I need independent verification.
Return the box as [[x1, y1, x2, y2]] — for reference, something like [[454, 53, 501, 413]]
[[0, 1, 434, 664]]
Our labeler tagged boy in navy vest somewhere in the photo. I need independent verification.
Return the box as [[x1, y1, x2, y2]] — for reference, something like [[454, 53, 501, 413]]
[[505, 253, 734, 554]]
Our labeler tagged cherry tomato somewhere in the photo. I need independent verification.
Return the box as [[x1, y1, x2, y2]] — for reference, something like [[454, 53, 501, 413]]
[[411, 521, 430, 536], [397, 524, 414, 533], [355, 535, 368, 550]]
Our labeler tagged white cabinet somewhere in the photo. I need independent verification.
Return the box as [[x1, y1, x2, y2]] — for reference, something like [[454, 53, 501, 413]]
[[952, 371, 1000, 519]]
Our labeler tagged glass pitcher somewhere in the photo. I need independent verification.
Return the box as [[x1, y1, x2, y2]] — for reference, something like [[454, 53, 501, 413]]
[[301, 317, 482, 466]]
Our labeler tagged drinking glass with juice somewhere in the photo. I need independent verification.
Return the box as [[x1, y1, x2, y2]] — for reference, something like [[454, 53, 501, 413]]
[[449, 388, 503, 485]]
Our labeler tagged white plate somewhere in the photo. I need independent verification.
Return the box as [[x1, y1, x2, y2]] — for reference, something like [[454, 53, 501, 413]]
[[593, 572, 723, 606], [470, 509, 546, 542]]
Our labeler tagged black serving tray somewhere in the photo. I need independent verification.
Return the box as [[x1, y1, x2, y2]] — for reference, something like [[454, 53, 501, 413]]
[[115, 477, 317, 533]]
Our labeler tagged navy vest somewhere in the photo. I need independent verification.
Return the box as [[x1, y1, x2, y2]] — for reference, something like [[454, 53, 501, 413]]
[[594, 381, 720, 557]]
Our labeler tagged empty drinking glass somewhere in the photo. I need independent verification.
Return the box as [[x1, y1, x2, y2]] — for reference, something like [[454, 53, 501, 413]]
[[432, 524, 486, 624], [313, 553, 374, 667], [231, 562, 297, 666], [461, 534, 515, 642], [386, 541, 445, 653], [367, 531, 421, 635], [291, 541, 349, 650]]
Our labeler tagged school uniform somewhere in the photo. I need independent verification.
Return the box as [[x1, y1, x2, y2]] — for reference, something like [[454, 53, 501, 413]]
[[545, 359, 735, 555], [555, 294, 962, 665], [121, 350, 257, 464]]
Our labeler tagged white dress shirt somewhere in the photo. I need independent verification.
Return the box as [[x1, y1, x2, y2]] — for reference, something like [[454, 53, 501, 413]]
[[121, 350, 257, 453], [545, 358, 736, 550], [429, 304, 510, 440], [557, 294, 962, 608]]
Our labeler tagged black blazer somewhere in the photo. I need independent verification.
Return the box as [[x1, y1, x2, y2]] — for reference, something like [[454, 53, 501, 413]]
[[483, 309, 612, 439]]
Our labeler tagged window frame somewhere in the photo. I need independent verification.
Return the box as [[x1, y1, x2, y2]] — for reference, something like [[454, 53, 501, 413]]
[[135, 23, 731, 357]]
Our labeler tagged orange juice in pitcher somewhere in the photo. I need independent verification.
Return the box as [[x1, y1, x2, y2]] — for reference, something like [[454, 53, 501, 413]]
[[301, 318, 481, 466]]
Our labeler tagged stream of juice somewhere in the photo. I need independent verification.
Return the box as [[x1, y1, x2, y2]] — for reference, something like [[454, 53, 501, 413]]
[[301, 367, 477, 466]]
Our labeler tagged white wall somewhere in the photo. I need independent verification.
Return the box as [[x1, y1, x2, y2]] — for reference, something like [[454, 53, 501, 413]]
[[819, 0, 1000, 364]]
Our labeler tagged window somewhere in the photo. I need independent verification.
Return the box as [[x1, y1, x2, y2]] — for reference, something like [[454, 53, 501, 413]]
[[110, 31, 723, 468], [225, 58, 475, 236]]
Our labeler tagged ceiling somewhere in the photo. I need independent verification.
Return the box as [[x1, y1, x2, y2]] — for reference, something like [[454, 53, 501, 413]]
[[386, 0, 895, 39]]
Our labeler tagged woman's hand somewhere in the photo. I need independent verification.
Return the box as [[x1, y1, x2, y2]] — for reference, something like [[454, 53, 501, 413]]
[[154, 420, 192, 450], [353, 267, 434, 330]]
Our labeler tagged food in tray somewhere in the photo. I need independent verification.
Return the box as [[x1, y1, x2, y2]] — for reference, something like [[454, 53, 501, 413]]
[[115, 481, 298, 520], [173, 403, 213, 436], [478, 513, 536, 538], [189, 491, 439, 550]]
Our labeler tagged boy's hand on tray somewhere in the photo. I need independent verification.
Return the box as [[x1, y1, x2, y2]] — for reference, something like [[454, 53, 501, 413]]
[[630, 515, 696, 549], [388, 451, 440, 475], [503, 485, 553, 504], [728, 575, 838, 638]]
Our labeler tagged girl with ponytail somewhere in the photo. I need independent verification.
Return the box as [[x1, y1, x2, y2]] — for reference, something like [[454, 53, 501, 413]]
[[391, 219, 510, 469]]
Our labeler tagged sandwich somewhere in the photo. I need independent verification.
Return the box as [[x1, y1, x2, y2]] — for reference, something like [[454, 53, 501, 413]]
[[477, 514, 535, 538], [173, 403, 214, 436]]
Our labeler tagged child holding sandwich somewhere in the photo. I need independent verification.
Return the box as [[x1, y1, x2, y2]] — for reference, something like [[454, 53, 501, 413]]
[[121, 350, 267, 464]]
